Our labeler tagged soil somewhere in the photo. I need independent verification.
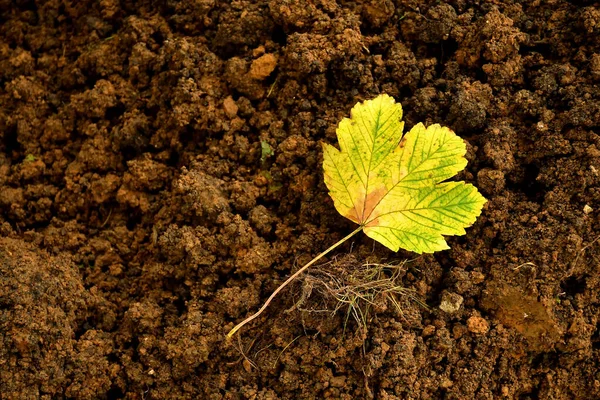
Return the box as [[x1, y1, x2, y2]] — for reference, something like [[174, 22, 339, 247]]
[[1, 0, 600, 399]]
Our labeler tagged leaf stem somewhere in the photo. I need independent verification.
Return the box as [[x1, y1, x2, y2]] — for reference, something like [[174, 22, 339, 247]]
[[226, 226, 364, 339]]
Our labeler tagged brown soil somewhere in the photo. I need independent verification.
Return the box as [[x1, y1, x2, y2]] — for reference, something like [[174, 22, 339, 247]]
[[1, 1, 599, 399]]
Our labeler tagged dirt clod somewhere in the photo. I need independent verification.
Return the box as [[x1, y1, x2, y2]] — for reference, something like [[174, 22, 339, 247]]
[[249, 53, 278, 80], [466, 315, 490, 335], [1, 0, 599, 398]]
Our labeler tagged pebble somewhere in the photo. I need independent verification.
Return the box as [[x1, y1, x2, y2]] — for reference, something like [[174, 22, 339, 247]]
[[439, 291, 464, 314]]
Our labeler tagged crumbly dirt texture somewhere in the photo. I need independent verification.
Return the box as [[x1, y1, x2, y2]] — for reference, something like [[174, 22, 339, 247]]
[[1, 1, 599, 399]]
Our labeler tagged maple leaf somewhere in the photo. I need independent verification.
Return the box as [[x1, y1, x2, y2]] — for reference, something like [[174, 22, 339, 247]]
[[323, 94, 486, 253]]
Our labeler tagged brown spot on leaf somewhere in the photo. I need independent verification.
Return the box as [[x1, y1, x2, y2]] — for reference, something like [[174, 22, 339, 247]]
[[345, 186, 387, 226], [363, 186, 387, 222], [365, 216, 380, 227], [346, 203, 361, 224], [398, 136, 408, 149]]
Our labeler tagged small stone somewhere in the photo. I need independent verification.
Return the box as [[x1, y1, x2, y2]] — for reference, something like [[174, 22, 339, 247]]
[[249, 54, 277, 80], [467, 316, 490, 334], [439, 291, 464, 314], [584, 204, 593, 214], [223, 96, 238, 119]]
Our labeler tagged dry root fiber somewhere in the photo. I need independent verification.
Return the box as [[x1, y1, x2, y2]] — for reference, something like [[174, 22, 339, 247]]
[[290, 254, 424, 334]]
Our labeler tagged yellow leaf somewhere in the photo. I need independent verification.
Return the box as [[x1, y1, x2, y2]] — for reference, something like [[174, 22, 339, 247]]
[[323, 94, 486, 253]]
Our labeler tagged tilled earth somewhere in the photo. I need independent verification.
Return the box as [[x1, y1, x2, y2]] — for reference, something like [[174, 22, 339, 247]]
[[1, 0, 600, 399]]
